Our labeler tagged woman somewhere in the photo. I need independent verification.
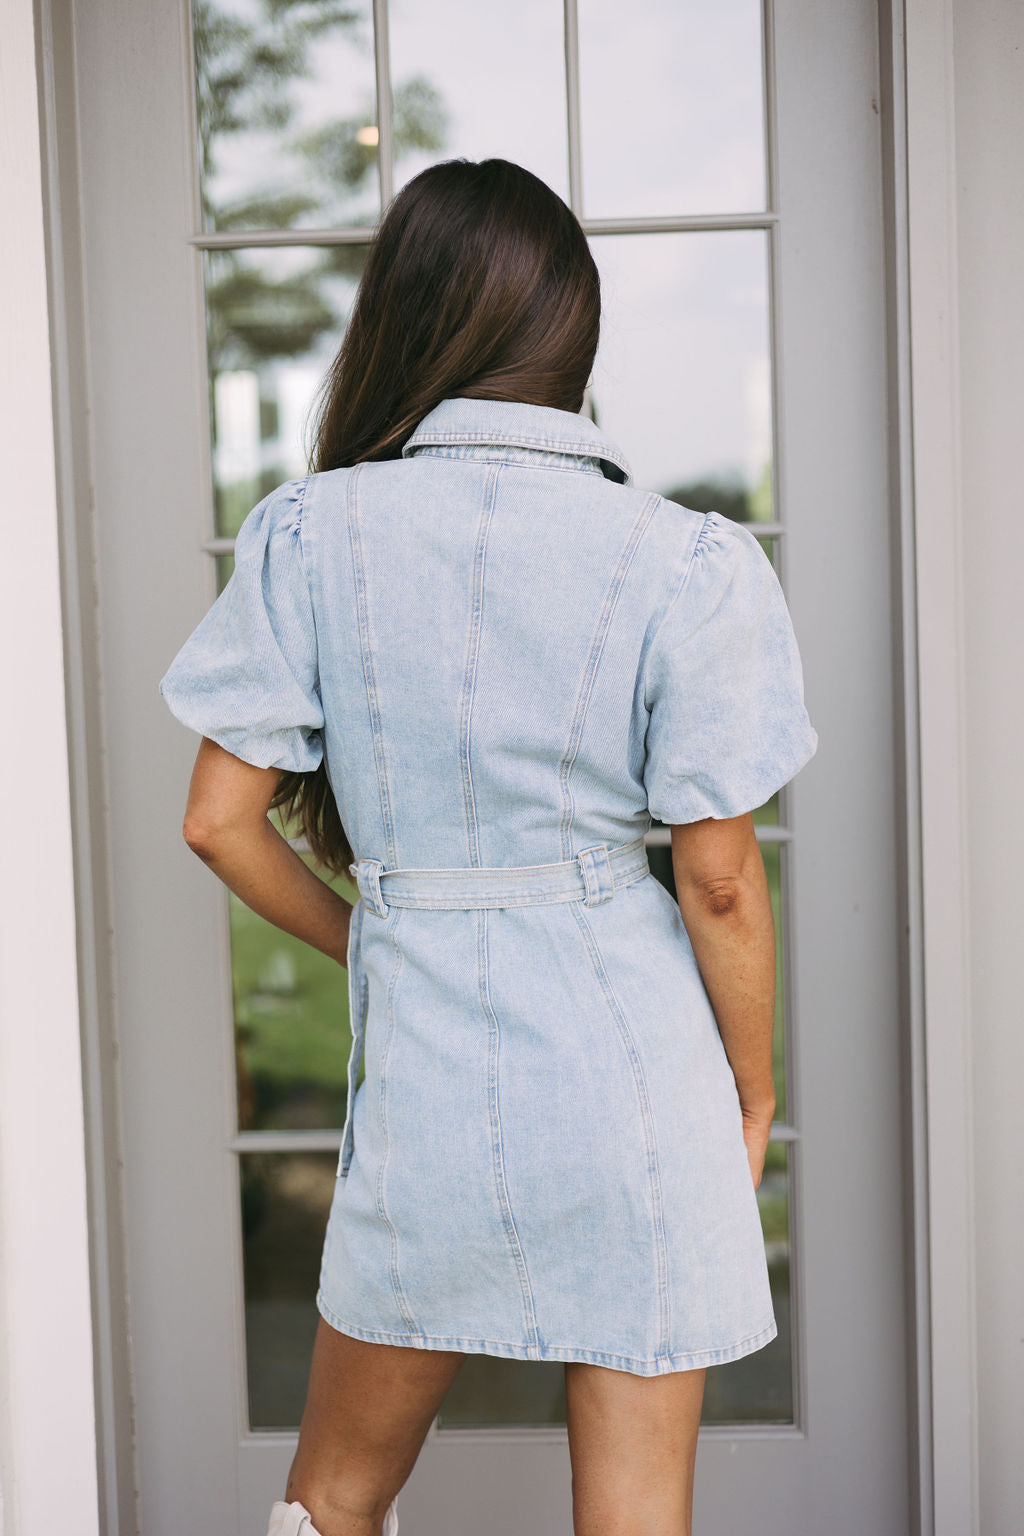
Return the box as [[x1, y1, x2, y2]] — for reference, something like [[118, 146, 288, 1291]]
[[159, 157, 817, 1536]]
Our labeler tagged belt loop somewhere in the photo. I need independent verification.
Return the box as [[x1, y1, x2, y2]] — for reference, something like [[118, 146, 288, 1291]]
[[349, 857, 389, 917], [577, 844, 615, 906]]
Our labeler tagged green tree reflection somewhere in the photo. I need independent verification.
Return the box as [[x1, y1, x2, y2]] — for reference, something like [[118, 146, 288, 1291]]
[[193, 0, 448, 515]]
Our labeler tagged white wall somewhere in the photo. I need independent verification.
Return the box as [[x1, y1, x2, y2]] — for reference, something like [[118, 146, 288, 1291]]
[[0, 0, 100, 1532], [953, 1, 1024, 1528]]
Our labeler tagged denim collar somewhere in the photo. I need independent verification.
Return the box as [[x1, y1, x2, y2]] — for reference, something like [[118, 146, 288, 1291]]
[[402, 397, 634, 485]]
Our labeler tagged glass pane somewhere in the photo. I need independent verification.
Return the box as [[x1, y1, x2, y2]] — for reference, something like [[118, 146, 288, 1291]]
[[389, 0, 569, 201], [192, 0, 380, 232], [203, 244, 367, 545], [589, 231, 773, 520], [761, 842, 787, 1122], [232, 851, 360, 1132], [702, 1140, 794, 1423], [578, 0, 766, 218], [752, 788, 781, 827], [438, 1357, 566, 1429], [241, 1151, 337, 1429], [648, 839, 787, 1121]]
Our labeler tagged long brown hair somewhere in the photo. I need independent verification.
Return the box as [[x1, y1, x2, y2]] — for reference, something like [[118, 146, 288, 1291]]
[[271, 158, 602, 876]]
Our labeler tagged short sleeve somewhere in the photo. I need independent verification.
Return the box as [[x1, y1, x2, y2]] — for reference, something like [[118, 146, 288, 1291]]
[[158, 478, 325, 773], [642, 511, 818, 823]]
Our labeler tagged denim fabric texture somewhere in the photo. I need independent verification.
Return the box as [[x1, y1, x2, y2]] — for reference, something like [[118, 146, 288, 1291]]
[[159, 396, 818, 1376]]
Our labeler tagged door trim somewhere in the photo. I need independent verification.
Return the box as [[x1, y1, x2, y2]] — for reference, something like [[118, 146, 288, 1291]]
[[25, 0, 982, 1530], [897, 0, 980, 1532], [33, 0, 139, 1530], [1, 2, 102, 1533]]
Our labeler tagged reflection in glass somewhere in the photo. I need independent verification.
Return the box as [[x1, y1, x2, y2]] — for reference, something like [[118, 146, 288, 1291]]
[[589, 232, 773, 519], [438, 1356, 565, 1429], [389, 0, 568, 201], [232, 850, 359, 1133], [702, 1140, 794, 1424], [578, 0, 766, 219], [241, 1152, 337, 1429], [761, 842, 788, 1122], [192, 0, 381, 232], [752, 788, 781, 827], [203, 245, 366, 547]]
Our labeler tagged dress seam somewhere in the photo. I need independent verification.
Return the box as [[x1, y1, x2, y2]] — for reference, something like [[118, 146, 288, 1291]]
[[558, 491, 660, 860], [377, 905, 419, 1335], [348, 462, 398, 866], [291, 478, 324, 710], [477, 906, 541, 1346], [570, 903, 673, 1363], [337, 900, 367, 1179], [639, 513, 711, 711], [315, 1291, 776, 1373], [459, 466, 499, 868], [402, 427, 632, 480], [408, 451, 607, 478], [283, 473, 312, 534]]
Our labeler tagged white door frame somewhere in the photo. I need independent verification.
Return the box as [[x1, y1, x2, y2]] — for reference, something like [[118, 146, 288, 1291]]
[[897, 0, 979, 1531], [0, 4, 101, 1534], [2, 0, 980, 1531]]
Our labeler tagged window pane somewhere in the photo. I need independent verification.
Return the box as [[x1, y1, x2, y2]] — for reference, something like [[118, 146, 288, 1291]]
[[192, 0, 380, 232], [761, 841, 788, 1122], [578, 0, 766, 218], [203, 245, 366, 542], [438, 1358, 566, 1429], [589, 230, 773, 520], [753, 789, 781, 828], [240, 1152, 337, 1429], [232, 848, 359, 1133], [389, 0, 569, 201], [702, 1140, 794, 1424]]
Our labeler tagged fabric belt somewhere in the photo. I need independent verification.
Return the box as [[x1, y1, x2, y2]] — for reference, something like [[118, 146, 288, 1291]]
[[348, 836, 650, 917]]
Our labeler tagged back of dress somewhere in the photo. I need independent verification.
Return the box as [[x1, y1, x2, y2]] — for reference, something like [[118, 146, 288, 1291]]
[[161, 397, 816, 872], [311, 413, 672, 873], [158, 396, 819, 1377]]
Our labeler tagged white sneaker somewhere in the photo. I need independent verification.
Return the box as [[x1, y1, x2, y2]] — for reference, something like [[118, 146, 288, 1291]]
[[266, 1502, 319, 1536], [266, 1497, 400, 1535]]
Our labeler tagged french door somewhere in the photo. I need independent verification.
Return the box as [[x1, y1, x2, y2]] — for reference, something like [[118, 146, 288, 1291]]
[[70, 0, 911, 1529]]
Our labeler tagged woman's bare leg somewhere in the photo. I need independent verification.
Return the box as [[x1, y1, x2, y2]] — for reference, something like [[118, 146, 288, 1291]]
[[565, 1361, 706, 1536], [285, 1315, 465, 1536]]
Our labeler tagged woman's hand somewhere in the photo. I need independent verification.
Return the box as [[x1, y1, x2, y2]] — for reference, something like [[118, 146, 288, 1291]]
[[740, 1099, 775, 1190]]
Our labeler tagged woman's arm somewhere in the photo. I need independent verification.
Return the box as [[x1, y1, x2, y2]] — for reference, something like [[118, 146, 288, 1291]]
[[669, 811, 776, 1187], [179, 737, 352, 967]]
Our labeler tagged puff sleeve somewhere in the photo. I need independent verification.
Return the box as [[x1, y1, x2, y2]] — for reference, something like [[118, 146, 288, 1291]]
[[158, 478, 325, 773], [642, 511, 818, 823]]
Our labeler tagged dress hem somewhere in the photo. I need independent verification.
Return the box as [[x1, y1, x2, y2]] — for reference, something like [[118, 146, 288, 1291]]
[[315, 1289, 778, 1376]]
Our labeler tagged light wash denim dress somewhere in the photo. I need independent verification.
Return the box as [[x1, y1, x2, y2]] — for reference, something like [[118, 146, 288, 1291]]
[[159, 396, 818, 1377]]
